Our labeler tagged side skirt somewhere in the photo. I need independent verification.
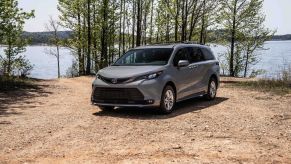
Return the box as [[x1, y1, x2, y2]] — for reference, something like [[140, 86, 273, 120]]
[[176, 91, 206, 103]]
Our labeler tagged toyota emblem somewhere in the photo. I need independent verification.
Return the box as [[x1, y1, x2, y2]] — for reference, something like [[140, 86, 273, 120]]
[[111, 78, 117, 84]]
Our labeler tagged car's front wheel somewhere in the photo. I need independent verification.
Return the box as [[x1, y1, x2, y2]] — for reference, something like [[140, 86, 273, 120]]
[[204, 77, 217, 100], [160, 85, 176, 114]]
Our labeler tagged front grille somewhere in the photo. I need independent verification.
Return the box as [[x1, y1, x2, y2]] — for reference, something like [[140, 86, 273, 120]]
[[92, 87, 145, 104], [99, 75, 132, 84]]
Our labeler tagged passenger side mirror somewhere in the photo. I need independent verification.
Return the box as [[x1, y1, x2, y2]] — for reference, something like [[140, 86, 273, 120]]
[[178, 60, 189, 67]]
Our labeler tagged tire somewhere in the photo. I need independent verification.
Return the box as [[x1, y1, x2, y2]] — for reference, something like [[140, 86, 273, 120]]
[[160, 85, 176, 114], [204, 77, 217, 100], [99, 106, 115, 111]]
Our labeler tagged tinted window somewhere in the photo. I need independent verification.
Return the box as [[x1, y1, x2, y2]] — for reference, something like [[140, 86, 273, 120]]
[[202, 48, 215, 60], [173, 48, 190, 66], [114, 48, 173, 66], [189, 47, 205, 63]]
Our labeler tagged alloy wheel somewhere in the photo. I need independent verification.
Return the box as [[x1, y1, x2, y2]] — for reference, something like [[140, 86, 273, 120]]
[[209, 81, 217, 98], [164, 89, 174, 111]]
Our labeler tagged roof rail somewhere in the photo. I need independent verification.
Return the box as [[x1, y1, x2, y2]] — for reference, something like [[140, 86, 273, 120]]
[[148, 40, 201, 46], [181, 41, 201, 44]]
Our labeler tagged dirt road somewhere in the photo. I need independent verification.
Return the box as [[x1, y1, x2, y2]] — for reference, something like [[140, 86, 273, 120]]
[[0, 77, 291, 163]]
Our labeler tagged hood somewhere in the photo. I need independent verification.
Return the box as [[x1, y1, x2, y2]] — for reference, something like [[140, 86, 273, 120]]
[[98, 66, 165, 78]]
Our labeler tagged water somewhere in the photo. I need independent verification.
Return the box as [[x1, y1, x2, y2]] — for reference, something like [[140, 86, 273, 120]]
[[0, 46, 74, 79], [210, 41, 291, 78], [0, 41, 290, 79]]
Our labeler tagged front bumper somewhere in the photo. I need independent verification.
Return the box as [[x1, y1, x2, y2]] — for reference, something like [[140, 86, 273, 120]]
[[91, 77, 164, 107]]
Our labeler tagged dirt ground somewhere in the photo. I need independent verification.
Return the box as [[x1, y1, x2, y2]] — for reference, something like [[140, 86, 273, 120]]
[[0, 76, 291, 163]]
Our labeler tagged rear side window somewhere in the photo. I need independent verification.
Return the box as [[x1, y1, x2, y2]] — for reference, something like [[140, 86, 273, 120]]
[[188, 47, 205, 63], [201, 48, 215, 60], [173, 48, 190, 66]]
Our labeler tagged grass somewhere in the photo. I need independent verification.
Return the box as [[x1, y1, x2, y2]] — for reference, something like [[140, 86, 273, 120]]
[[233, 79, 291, 95], [0, 76, 37, 92], [227, 64, 291, 95]]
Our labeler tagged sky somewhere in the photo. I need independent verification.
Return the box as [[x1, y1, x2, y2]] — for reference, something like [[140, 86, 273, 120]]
[[19, 0, 291, 35]]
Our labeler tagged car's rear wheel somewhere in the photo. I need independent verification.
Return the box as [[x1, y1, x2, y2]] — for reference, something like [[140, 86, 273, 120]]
[[99, 106, 115, 111], [160, 85, 176, 114], [204, 77, 217, 100]]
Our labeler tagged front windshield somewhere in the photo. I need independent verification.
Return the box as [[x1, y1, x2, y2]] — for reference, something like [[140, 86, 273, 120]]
[[113, 48, 173, 66]]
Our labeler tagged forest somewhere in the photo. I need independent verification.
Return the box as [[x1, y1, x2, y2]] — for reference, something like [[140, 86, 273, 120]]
[[22, 31, 289, 45], [1, 0, 274, 78]]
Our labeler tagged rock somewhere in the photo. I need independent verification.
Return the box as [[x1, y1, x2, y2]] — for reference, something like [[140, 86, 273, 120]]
[[172, 146, 182, 149]]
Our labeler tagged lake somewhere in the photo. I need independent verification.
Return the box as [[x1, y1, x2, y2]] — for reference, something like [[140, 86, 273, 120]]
[[0, 46, 74, 79], [1, 41, 291, 79], [210, 41, 291, 78]]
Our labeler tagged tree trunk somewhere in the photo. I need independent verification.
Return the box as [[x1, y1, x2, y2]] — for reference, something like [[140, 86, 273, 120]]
[[188, 1, 199, 41], [82, 9, 87, 75], [156, 11, 160, 43], [93, 3, 98, 72], [122, 0, 126, 54], [132, 0, 136, 48], [230, 0, 237, 77], [136, 0, 142, 46], [149, 0, 154, 44], [199, 0, 206, 44], [86, 0, 91, 75], [57, 45, 60, 78], [143, 4, 148, 45], [77, 7, 84, 75], [54, 29, 61, 78], [7, 40, 11, 75], [166, 13, 170, 42], [100, 0, 109, 68], [174, 0, 180, 42], [181, 0, 188, 41], [118, 0, 123, 57], [244, 47, 250, 78]]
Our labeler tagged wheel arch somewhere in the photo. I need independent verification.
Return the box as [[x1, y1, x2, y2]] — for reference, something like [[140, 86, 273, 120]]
[[164, 81, 177, 97]]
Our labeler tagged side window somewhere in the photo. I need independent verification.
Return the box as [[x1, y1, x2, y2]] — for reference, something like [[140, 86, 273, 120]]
[[189, 47, 205, 63], [173, 48, 190, 66], [202, 48, 215, 60]]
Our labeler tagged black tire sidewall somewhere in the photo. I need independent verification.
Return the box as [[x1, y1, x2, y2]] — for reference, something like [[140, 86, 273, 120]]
[[205, 78, 217, 100]]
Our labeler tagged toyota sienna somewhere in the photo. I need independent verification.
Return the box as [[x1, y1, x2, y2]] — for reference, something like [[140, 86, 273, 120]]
[[91, 43, 220, 114]]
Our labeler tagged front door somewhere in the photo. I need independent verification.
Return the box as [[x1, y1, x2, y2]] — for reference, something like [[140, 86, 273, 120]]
[[172, 48, 193, 99]]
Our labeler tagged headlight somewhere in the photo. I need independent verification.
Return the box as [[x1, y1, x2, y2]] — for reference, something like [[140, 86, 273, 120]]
[[136, 71, 163, 81], [145, 71, 163, 80]]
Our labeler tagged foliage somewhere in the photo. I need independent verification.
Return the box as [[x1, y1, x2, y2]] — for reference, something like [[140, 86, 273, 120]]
[[0, 76, 35, 91], [217, 0, 274, 77], [66, 60, 79, 78], [21, 31, 72, 45], [45, 16, 62, 78], [0, 0, 34, 77], [57, 0, 222, 76]]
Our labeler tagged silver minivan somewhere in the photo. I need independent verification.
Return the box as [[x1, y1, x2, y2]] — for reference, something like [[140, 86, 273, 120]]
[[91, 43, 220, 114]]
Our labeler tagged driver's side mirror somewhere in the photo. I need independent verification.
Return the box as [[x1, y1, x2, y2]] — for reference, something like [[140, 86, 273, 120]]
[[178, 60, 189, 67]]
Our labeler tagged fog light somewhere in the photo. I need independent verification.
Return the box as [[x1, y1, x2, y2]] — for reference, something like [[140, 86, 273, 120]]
[[147, 99, 155, 104]]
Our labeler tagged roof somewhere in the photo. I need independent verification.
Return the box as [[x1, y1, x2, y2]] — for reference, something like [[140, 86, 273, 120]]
[[134, 43, 210, 50]]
